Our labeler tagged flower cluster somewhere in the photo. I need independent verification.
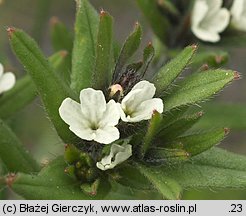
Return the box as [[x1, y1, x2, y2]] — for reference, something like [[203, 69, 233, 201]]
[[191, 0, 246, 42], [59, 80, 163, 171], [0, 63, 16, 95]]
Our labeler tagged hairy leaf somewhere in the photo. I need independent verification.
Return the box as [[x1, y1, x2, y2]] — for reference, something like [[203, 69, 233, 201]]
[[137, 0, 170, 44], [194, 103, 246, 130], [164, 70, 236, 111], [71, 0, 99, 93], [50, 17, 73, 53], [9, 157, 109, 199], [8, 28, 79, 144], [164, 147, 246, 189], [153, 45, 196, 96], [93, 11, 113, 90], [166, 129, 227, 156], [136, 163, 182, 200], [113, 23, 142, 82], [0, 76, 36, 120], [0, 119, 40, 173], [158, 111, 203, 141]]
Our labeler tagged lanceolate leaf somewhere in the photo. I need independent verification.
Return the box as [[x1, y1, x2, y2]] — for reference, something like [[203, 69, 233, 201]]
[[113, 23, 142, 82], [136, 163, 182, 200], [166, 129, 227, 156], [139, 42, 155, 78], [50, 17, 73, 53], [93, 11, 113, 90], [192, 147, 246, 172], [71, 0, 99, 93], [0, 51, 71, 120], [0, 76, 36, 120], [191, 50, 229, 69], [145, 148, 189, 165], [0, 119, 40, 173], [8, 157, 109, 200], [8, 28, 79, 144], [194, 103, 246, 130], [141, 111, 162, 158], [164, 147, 246, 189], [153, 45, 196, 96], [137, 0, 170, 44], [158, 112, 203, 141], [164, 70, 236, 111]]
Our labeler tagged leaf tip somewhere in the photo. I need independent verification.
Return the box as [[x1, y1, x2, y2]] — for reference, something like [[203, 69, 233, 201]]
[[215, 55, 224, 64], [200, 64, 209, 71], [224, 128, 230, 135], [191, 44, 198, 51], [197, 111, 204, 117], [50, 16, 60, 26], [6, 27, 15, 39], [6, 173, 17, 187], [59, 50, 69, 58], [233, 71, 241, 80], [100, 8, 106, 16], [148, 41, 153, 47]]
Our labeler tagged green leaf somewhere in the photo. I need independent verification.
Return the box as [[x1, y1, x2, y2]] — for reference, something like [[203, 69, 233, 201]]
[[141, 111, 162, 158], [194, 102, 246, 130], [157, 0, 180, 17], [191, 50, 229, 69], [0, 76, 36, 120], [71, 0, 99, 93], [0, 51, 73, 120], [137, 0, 170, 44], [164, 69, 236, 111], [136, 163, 182, 200], [8, 28, 79, 144], [50, 17, 73, 53], [167, 129, 227, 156], [116, 165, 153, 190], [105, 180, 161, 200], [93, 11, 113, 90], [153, 45, 196, 96], [8, 157, 109, 200], [218, 31, 246, 47], [49, 50, 71, 83], [158, 111, 203, 141], [113, 23, 142, 82], [164, 147, 246, 189], [0, 119, 40, 173], [145, 148, 190, 165], [192, 147, 246, 172], [139, 42, 155, 78]]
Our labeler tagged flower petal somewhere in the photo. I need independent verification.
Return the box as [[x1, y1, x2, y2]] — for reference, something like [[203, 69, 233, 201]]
[[0, 72, 16, 94], [121, 80, 156, 114], [99, 100, 120, 127], [231, 0, 244, 20], [231, 0, 246, 31], [192, 28, 220, 42], [59, 98, 96, 141], [127, 98, 164, 122], [0, 63, 3, 77], [80, 88, 107, 125], [94, 126, 120, 144], [191, 0, 208, 28], [203, 8, 230, 33], [96, 144, 132, 171]]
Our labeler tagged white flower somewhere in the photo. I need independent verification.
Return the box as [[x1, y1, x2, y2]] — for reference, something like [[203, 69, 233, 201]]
[[118, 80, 163, 122], [59, 88, 120, 144], [96, 143, 132, 171], [191, 0, 230, 42], [0, 63, 16, 95], [231, 0, 246, 31]]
